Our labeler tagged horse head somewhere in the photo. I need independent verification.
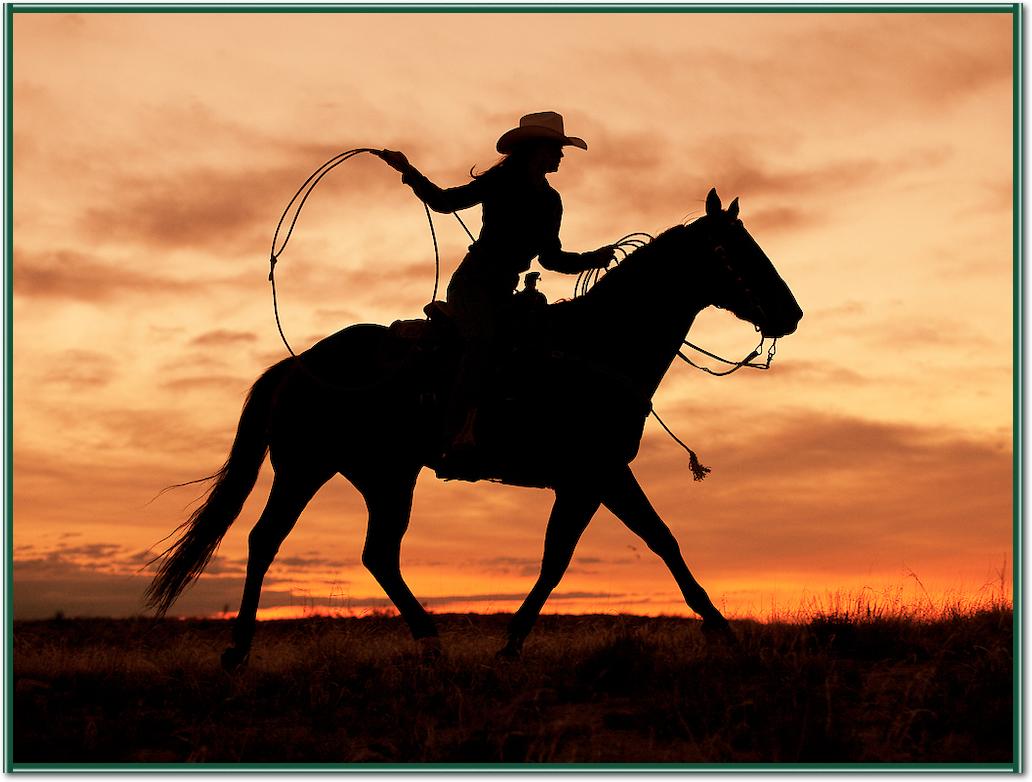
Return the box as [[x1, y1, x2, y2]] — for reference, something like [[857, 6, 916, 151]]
[[699, 188, 803, 339]]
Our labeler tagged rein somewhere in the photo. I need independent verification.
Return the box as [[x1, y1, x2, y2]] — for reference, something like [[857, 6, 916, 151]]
[[678, 335, 778, 377]]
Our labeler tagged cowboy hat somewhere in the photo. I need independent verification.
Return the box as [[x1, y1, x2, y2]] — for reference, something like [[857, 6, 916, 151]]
[[496, 111, 588, 154]]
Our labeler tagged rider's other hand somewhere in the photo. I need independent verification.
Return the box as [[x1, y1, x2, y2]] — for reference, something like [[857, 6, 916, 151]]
[[594, 245, 616, 267], [379, 149, 410, 173]]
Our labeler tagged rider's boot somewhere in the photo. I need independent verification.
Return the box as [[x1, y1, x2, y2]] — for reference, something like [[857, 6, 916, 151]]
[[437, 408, 480, 480]]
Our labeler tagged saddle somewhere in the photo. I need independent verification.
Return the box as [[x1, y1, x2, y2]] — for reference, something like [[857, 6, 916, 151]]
[[383, 290, 647, 487], [388, 275, 550, 361], [386, 301, 459, 345]]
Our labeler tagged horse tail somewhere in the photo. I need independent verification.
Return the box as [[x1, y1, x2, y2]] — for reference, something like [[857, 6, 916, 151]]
[[145, 359, 292, 616]]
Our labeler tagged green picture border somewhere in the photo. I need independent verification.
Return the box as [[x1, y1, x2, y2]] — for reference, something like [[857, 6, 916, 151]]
[[3, 2, 1022, 773]]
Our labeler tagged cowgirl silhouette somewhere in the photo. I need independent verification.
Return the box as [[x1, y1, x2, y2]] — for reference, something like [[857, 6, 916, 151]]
[[379, 112, 614, 470]]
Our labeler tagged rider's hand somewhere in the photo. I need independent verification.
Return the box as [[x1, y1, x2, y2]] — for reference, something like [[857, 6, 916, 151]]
[[379, 149, 411, 173], [592, 245, 616, 268]]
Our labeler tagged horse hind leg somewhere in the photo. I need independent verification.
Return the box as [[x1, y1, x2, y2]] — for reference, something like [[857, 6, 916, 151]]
[[221, 467, 332, 671], [354, 465, 438, 650]]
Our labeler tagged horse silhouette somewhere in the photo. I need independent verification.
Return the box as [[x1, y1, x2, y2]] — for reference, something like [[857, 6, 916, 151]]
[[146, 189, 803, 667]]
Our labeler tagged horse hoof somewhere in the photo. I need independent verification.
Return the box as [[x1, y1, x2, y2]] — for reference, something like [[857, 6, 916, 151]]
[[221, 646, 249, 672], [701, 618, 738, 646], [496, 643, 521, 661], [418, 636, 443, 662]]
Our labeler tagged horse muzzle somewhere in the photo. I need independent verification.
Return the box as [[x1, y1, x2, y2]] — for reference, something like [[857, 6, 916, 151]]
[[761, 304, 803, 339]]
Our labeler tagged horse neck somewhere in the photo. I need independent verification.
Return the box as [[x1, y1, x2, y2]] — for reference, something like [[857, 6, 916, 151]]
[[563, 226, 711, 400]]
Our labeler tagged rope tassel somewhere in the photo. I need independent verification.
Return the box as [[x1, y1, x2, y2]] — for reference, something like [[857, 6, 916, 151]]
[[686, 448, 711, 482], [650, 408, 711, 481]]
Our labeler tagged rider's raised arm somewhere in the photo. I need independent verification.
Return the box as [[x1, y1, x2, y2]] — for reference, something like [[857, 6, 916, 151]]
[[379, 149, 487, 214]]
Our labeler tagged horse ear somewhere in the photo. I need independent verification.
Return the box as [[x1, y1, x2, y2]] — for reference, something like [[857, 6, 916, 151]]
[[705, 188, 721, 216], [727, 197, 740, 220]]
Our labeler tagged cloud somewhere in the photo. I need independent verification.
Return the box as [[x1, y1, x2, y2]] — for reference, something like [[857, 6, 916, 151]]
[[13, 538, 250, 618], [859, 316, 998, 352], [741, 206, 813, 235], [40, 349, 118, 389], [560, 135, 950, 236], [277, 555, 355, 570], [798, 15, 1012, 109], [74, 151, 410, 257], [552, 16, 1003, 234], [266, 255, 445, 327], [157, 353, 231, 376], [89, 406, 237, 456], [13, 82, 425, 265], [607, 14, 1010, 122], [745, 359, 869, 387], [12, 556, 250, 619], [77, 167, 283, 253], [11, 545, 626, 619], [420, 591, 625, 606], [189, 330, 258, 347], [810, 301, 868, 319], [160, 375, 251, 393], [52, 543, 124, 560], [13, 248, 196, 302], [476, 554, 616, 578], [13, 424, 238, 524], [686, 148, 952, 218]]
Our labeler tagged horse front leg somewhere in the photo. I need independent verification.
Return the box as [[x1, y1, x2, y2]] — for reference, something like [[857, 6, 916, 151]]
[[601, 465, 734, 640], [499, 482, 602, 658]]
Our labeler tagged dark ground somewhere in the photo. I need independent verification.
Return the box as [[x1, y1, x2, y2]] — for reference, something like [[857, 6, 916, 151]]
[[11, 610, 1014, 766]]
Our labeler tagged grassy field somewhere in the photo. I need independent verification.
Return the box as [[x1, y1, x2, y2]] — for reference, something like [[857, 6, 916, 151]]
[[12, 608, 1014, 766]]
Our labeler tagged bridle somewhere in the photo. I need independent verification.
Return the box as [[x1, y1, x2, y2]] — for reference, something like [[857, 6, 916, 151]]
[[678, 335, 778, 377], [678, 238, 779, 376]]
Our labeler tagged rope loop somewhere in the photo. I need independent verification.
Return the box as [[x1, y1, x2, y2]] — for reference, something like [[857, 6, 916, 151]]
[[267, 147, 474, 353]]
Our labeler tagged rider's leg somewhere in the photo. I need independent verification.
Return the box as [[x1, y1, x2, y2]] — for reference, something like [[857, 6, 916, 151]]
[[444, 272, 502, 455]]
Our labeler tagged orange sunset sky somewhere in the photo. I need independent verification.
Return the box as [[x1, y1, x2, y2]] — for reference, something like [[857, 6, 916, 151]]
[[11, 8, 1016, 620]]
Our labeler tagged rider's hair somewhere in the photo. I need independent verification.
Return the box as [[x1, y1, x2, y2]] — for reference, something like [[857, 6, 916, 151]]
[[470, 139, 560, 180], [470, 155, 509, 179]]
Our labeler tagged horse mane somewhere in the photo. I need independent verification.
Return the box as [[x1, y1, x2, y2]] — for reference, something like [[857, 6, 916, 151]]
[[586, 224, 691, 295], [549, 222, 695, 320]]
